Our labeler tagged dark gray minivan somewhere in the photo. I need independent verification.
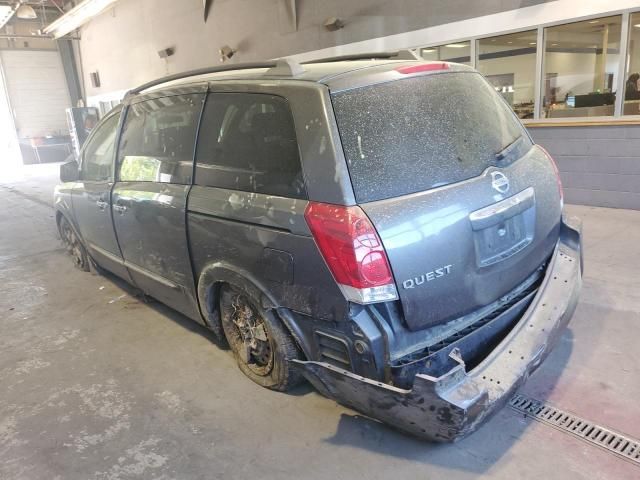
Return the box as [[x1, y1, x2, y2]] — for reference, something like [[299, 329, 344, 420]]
[[55, 57, 583, 441]]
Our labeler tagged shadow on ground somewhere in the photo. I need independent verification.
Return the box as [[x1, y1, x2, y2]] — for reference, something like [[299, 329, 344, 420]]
[[92, 251, 575, 474], [320, 328, 574, 473]]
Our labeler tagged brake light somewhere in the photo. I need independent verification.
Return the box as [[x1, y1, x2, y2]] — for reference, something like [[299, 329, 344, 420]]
[[304, 202, 398, 304], [395, 63, 449, 75], [539, 146, 564, 208]]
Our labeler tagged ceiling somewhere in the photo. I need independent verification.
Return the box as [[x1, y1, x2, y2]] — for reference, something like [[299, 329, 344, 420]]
[[0, 1, 64, 37]]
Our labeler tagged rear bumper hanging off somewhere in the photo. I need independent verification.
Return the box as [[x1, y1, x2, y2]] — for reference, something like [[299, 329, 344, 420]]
[[292, 216, 582, 442]]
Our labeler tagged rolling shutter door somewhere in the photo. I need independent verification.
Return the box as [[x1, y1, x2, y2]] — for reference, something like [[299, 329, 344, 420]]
[[0, 49, 71, 139]]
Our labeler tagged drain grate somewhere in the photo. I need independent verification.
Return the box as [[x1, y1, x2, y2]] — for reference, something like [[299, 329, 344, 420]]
[[510, 393, 640, 466]]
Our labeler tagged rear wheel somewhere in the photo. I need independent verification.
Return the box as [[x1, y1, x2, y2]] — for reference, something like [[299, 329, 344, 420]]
[[58, 216, 90, 272], [220, 285, 302, 391]]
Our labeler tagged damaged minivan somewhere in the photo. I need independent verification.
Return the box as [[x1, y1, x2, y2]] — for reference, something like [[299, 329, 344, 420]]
[[55, 55, 582, 441]]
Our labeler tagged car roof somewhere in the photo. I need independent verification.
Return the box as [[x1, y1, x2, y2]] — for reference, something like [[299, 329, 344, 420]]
[[135, 58, 474, 97]]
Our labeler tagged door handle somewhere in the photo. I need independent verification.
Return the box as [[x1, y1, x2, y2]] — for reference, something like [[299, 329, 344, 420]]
[[96, 200, 108, 211], [113, 204, 128, 214]]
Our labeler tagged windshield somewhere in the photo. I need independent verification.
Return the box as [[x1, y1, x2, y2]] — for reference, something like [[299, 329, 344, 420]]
[[331, 72, 531, 203]]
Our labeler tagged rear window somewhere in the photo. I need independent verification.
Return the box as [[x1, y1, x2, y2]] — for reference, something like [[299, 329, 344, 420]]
[[331, 72, 531, 203]]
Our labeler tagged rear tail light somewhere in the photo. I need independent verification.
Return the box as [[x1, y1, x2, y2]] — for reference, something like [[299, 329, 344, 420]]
[[540, 146, 564, 208], [304, 202, 398, 304]]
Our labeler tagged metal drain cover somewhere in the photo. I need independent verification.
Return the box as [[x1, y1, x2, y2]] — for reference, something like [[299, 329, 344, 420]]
[[510, 393, 640, 466]]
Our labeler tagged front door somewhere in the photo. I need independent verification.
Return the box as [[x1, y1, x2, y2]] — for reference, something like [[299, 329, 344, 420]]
[[72, 110, 130, 280], [112, 92, 205, 320]]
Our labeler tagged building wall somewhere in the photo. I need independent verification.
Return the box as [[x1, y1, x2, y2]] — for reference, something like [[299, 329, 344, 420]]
[[76, 0, 640, 210], [78, 0, 553, 99], [530, 125, 640, 210]]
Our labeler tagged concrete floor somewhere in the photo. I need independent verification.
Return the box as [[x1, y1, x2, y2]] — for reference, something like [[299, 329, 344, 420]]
[[1, 164, 639, 480]]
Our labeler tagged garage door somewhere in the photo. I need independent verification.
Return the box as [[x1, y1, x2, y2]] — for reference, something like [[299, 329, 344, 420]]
[[0, 50, 71, 139]]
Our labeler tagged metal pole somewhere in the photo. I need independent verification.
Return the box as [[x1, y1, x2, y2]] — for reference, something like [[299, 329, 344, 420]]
[[470, 38, 477, 69], [599, 24, 609, 92], [615, 12, 630, 117], [533, 26, 545, 120]]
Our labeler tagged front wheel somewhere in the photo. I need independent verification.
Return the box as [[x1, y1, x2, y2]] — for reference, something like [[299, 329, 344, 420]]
[[220, 285, 303, 391], [58, 216, 90, 272]]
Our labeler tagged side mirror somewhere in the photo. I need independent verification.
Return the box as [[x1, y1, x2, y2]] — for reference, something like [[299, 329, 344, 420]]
[[60, 159, 80, 183]]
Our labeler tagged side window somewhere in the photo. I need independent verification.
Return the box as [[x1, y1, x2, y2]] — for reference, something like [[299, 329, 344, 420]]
[[81, 113, 120, 182], [117, 94, 204, 184], [195, 93, 306, 199]]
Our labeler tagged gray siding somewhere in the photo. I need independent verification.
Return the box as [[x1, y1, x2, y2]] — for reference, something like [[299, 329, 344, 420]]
[[529, 125, 640, 210]]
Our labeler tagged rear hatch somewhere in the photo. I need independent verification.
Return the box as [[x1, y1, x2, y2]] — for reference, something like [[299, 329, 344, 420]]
[[331, 68, 562, 331]]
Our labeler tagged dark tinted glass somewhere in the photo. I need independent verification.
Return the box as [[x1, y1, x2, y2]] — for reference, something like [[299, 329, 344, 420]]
[[195, 93, 305, 199], [331, 72, 530, 203], [81, 113, 120, 182], [118, 94, 204, 184]]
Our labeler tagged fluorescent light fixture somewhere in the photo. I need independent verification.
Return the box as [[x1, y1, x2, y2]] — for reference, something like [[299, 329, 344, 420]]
[[16, 5, 37, 20], [588, 20, 598, 24], [529, 42, 536, 45], [634, 24, 640, 28], [421, 48, 436, 53], [44, 0, 120, 39], [445, 43, 467, 48]]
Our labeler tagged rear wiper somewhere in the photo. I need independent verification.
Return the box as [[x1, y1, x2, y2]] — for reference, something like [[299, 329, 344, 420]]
[[495, 135, 523, 162]]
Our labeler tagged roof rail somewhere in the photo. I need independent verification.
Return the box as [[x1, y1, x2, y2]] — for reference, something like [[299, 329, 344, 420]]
[[302, 50, 419, 64], [125, 61, 278, 97]]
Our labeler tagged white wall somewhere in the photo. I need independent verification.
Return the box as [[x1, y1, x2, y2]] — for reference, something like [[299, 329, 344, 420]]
[[478, 53, 537, 104], [546, 51, 597, 97], [545, 51, 619, 97], [627, 26, 640, 78]]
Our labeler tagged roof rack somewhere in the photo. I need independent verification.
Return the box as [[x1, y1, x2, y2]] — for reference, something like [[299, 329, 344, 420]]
[[126, 61, 278, 97], [123, 51, 417, 98], [265, 58, 305, 77]]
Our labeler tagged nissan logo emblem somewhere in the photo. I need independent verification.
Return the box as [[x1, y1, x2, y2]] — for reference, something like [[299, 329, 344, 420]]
[[491, 171, 510, 194]]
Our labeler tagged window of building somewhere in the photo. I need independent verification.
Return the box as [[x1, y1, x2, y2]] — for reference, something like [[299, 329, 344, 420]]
[[117, 94, 205, 184], [542, 16, 622, 118], [194, 93, 305, 199], [477, 31, 538, 119], [623, 13, 640, 115], [420, 41, 471, 65], [81, 112, 120, 182]]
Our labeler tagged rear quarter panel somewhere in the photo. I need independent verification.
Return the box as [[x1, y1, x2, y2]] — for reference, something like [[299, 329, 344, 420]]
[[187, 186, 348, 321]]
